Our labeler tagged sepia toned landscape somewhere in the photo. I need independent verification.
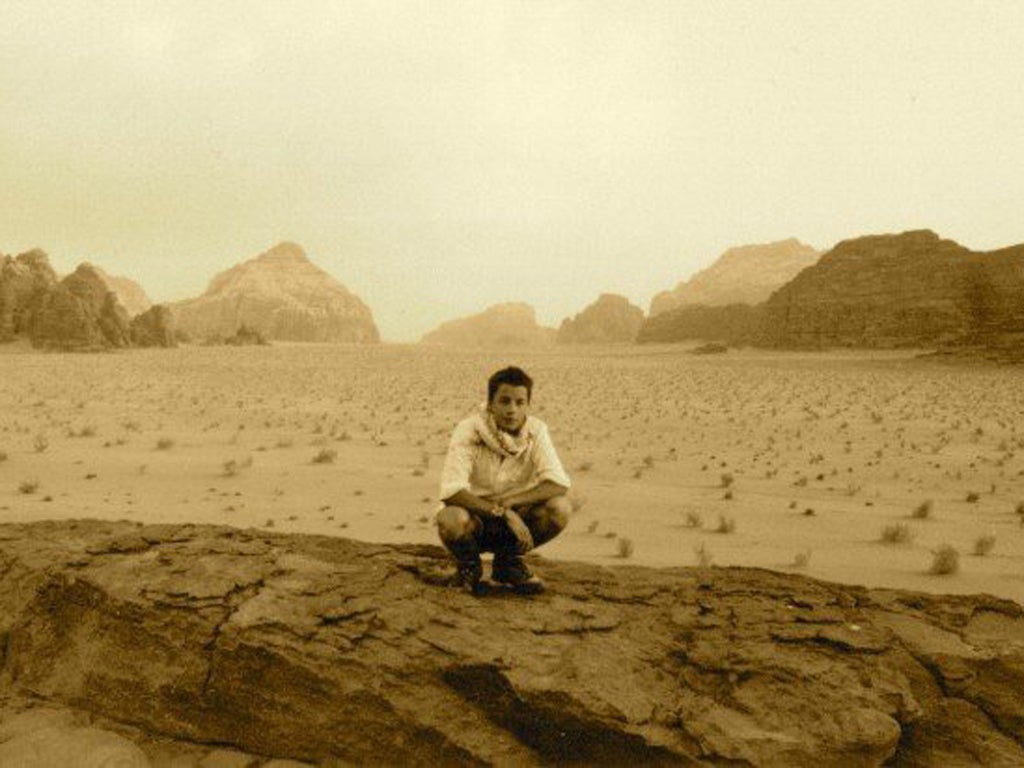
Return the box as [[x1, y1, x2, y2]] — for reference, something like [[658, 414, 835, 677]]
[[2, 342, 1022, 604], [5, 2, 1024, 765]]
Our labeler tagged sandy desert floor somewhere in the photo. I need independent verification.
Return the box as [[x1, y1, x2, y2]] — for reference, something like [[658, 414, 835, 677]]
[[1, 342, 1022, 604]]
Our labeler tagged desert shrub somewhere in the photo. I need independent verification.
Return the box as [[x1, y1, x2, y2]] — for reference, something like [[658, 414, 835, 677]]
[[930, 545, 960, 575], [720, 473, 734, 489], [973, 535, 996, 556], [577, 461, 593, 472], [222, 456, 253, 477], [616, 537, 634, 558], [312, 448, 337, 464], [156, 437, 174, 450], [715, 515, 736, 534], [911, 500, 933, 519], [1015, 501, 1024, 517], [275, 437, 294, 449], [33, 434, 48, 453], [18, 479, 39, 494], [695, 543, 713, 567], [684, 511, 703, 529], [792, 550, 812, 569], [586, 520, 599, 534], [0, 450, 7, 463], [642, 455, 655, 469], [723, 490, 734, 501], [965, 491, 980, 503], [880, 523, 914, 544]]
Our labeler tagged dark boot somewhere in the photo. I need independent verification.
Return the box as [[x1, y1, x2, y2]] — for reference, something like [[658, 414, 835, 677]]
[[491, 552, 545, 594], [453, 555, 485, 595]]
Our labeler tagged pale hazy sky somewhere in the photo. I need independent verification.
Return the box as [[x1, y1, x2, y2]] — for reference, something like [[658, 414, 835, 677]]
[[3, 2, 1023, 341]]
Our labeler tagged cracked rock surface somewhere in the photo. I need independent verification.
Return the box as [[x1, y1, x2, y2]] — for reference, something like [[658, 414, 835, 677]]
[[1, 519, 1023, 766]]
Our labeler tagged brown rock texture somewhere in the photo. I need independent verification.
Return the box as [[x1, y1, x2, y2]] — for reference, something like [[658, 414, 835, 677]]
[[650, 239, 820, 317], [638, 303, 764, 344], [31, 264, 132, 350], [129, 305, 177, 348], [89, 264, 153, 318], [0, 250, 59, 341], [2, 519, 1022, 766], [171, 242, 380, 344], [759, 230, 1024, 348], [421, 302, 556, 347], [557, 293, 645, 344], [638, 230, 1024, 350]]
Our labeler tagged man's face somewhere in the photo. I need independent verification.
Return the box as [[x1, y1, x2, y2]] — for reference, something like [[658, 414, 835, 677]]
[[488, 383, 530, 433]]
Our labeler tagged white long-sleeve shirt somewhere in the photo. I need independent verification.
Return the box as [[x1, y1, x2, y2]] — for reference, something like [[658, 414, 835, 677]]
[[438, 414, 572, 502]]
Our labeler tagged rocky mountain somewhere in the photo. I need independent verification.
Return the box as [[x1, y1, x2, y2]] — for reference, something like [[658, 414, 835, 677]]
[[759, 229, 1024, 348], [128, 305, 177, 348], [0, 250, 175, 350], [421, 302, 556, 347], [0, 250, 58, 341], [2, 518, 1022, 765], [31, 263, 133, 350], [650, 238, 820, 316], [171, 242, 379, 343], [639, 230, 1024, 349], [557, 293, 644, 344], [90, 264, 152, 317]]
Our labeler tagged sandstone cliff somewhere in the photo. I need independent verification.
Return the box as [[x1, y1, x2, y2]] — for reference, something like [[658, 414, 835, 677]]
[[1, 519, 1022, 766], [421, 302, 556, 347], [759, 230, 1024, 348], [0, 250, 59, 341], [557, 293, 645, 344], [638, 230, 1024, 350], [90, 264, 153, 318], [31, 264, 132, 350], [650, 239, 820, 317], [129, 305, 177, 348], [171, 243, 380, 343]]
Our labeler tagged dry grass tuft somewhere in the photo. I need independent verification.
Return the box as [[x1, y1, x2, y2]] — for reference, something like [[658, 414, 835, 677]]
[[911, 500, 933, 519], [616, 537, 635, 559], [312, 448, 337, 464], [973, 535, 996, 556], [880, 523, 914, 544], [715, 515, 736, 534], [929, 544, 960, 575]]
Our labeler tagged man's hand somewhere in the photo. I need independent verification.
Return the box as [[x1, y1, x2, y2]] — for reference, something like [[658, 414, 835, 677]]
[[502, 508, 534, 554]]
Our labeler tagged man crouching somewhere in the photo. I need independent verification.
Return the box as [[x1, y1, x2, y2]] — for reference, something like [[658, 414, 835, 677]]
[[436, 366, 572, 594]]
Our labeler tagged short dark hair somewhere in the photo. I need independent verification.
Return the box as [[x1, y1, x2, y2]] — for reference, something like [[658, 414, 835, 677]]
[[488, 366, 533, 403]]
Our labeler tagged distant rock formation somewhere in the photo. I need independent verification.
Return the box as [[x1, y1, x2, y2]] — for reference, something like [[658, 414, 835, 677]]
[[31, 264, 132, 350], [760, 229, 1024, 348], [171, 242, 379, 343], [129, 305, 177, 348], [650, 238, 820, 316], [421, 302, 556, 347], [202, 324, 269, 347], [557, 293, 644, 344], [0, 250, 58, 341], [637, 303, 764, 344], [1, 250, 175, 350], [2, 519, 1023, 766], [639, 230, 1024, 350], [90, 264, 152, 318]]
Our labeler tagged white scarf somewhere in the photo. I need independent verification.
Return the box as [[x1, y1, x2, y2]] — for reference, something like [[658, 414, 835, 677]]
[[471, 403, 532, 458]]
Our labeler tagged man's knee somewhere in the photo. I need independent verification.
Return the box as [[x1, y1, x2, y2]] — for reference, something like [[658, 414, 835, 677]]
[[436, 505, 478, 542], [542, 495, 572, 533]]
